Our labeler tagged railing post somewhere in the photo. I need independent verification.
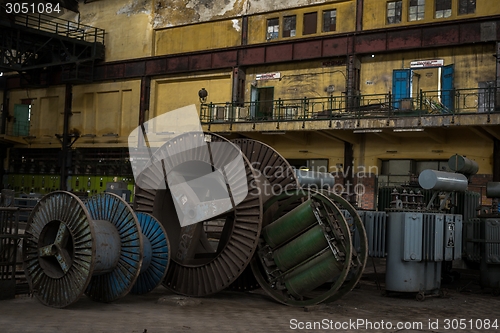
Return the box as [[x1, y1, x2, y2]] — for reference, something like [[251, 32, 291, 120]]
[[419, 89, 423, 114]]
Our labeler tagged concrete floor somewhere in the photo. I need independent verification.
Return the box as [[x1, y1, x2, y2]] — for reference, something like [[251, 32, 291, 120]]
[[1, 262, 499, 333]]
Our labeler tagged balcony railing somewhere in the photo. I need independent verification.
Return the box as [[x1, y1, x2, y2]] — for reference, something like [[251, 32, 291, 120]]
[[200, 87, 499, 124], [13, 13, 105, 44]]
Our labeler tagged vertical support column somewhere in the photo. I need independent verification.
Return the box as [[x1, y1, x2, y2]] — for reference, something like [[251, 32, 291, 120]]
[[346, 55, 361, 111], [59, 84, 72, 191], [356, 0, 363, 31], [232, 67, 246, 105], [1, 76, 7, 135], [139, 76, 151, 126], [344, 141, 354, 204], [494, 139, 500, 182], [496, 42, 500, 112]]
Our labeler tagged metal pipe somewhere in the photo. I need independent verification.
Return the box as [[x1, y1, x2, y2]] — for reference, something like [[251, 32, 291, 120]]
[[418, 169, 468, 192], [486, 182, 500, 198]]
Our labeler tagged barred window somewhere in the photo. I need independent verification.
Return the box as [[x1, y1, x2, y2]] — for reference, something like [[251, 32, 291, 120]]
[[322, 9, 337, 32], [459, 0, 476, 15], [435, 0, 452, 18], [387, 1, 402, 24], [283, 15, 296, 37], [409, 0, 425, 21], [267, 18, 279, 40]]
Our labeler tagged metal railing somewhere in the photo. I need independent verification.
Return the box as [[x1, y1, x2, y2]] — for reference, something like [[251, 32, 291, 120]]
[[13, 13, 105, 44], [200, 87, 499, 124]]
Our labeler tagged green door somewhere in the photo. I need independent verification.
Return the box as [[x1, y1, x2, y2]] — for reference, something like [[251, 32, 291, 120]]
[[13, 104, 30, 136]]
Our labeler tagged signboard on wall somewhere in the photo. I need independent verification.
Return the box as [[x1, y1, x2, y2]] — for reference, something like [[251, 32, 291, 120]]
[[410, 59, 444, 68], [256, 72, 281, 80]]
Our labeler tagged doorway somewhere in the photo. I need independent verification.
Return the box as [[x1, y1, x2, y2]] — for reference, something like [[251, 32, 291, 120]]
[[250, 86, 274, 119]]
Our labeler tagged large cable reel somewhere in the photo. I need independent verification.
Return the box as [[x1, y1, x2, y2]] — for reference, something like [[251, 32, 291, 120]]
[[134, 132, 264, 296]]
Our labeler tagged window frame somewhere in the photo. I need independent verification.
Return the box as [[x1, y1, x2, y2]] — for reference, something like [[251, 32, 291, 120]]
[[435, 0, 452, 19], [282, 15, 296, 38], [266, 17, 279, 40], [458, 0, 476, 15], [303, 11, 318, 35], [408, 0, 425, 22], [386, 0, 403, 25], [322, 9, 337, 32]]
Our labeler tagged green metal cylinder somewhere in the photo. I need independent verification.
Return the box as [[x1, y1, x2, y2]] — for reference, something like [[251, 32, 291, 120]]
[[284, 250, 342, 298], [273, 225, 328, 272], [262, 200, 316, 248]]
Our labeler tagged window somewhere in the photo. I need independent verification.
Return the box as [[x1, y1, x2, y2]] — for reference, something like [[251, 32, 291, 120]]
[[322, 9, 337, 32], [459, 0, 476, 15], [435, 0, 451, 18], [303, 12, 318, 35], [408, 0, 425, 21], [283, 15, 296, 37], [387, 1, 402, 24], [266, 18, 279, 40]]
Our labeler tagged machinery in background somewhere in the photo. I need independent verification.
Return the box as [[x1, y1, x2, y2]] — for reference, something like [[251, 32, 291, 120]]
[[464, 182, 500, 294]]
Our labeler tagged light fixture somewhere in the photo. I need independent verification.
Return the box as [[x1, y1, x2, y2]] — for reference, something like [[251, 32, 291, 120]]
[[353, 129, 382, 133], [198, 88, 208, 103], [261, 131, 286, 135], [386, 150, 398, 153], [103, 133, 119, 137], [393, 128, 424, 132], [432, 149, 444, 153], [81, 134, 96, 138], [299, 150, 309, 153]]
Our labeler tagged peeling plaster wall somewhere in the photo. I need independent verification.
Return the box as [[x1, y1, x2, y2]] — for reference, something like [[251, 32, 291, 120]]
[[153, 0, 341, 28]]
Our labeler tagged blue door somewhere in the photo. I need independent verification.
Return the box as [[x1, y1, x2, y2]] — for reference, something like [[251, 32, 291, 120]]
[[392, 69, 411, 109], [441, 64, 454, 112]]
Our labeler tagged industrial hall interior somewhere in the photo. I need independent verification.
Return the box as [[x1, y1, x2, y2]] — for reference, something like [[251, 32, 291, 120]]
[[1, 0, 500, 319]]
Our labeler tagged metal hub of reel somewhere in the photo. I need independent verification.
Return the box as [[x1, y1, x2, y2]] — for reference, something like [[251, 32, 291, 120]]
[[134, 132, 263, 296], [250, 189, 353, 306], [23, 192, 143, 307]]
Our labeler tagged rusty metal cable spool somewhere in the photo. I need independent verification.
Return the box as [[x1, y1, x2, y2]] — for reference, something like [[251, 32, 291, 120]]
[[23, 192, 143, 307], [134, 132, 263, 296], [250, 189, 353, 306], [228, 138, 300, 291]]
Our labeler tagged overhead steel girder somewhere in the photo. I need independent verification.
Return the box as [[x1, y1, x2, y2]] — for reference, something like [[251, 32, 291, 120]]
[[0, 19, 104, 73]]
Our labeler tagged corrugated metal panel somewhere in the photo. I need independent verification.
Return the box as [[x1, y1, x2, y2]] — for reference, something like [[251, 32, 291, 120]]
[[464, 217, 481, 262], [422, 213, 444, 261], [402, 213, 422, 261], [364, 211, 387, 258], [485, 218, 500, 264]]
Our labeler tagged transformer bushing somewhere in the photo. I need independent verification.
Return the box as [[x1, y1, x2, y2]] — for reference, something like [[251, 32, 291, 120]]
[[250, 189, 356, 306], [22, 192, 169, 307]]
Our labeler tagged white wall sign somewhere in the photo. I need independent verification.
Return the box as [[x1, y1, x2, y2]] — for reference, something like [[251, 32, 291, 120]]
[[410, 59, 444, 68], [256, 72, 281, 80]]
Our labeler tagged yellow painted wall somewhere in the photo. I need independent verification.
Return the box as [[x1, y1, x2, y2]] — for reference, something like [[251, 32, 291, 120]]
[[246, 60, 347, 103], [155, 19, 242, 55], [247, 1, 356, 44], [360, 44, 496, 95], [363, 0, 500, 30], [151, 72, 233, 119], [72, 80, 141, 146], [78, 1, 153, 61], [7, 86, 66, 141], [360, 130, 493, 174]]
